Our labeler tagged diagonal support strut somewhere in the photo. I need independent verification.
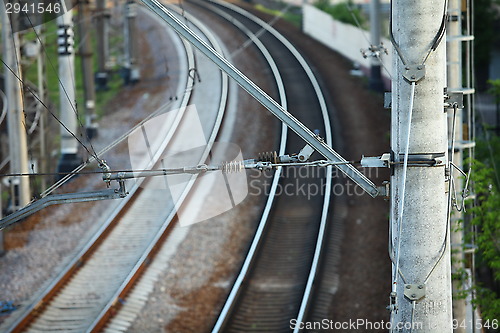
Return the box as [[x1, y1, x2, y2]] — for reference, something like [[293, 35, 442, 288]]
[[140, 0, 380, 197]]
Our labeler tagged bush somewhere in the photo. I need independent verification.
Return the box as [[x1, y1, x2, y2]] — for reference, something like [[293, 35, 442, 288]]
[[314, 0, 366, 28]]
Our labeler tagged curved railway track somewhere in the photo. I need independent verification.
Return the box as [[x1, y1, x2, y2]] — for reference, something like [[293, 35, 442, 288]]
[[2, 6, 228, 333], [183, 1, 335, 332]]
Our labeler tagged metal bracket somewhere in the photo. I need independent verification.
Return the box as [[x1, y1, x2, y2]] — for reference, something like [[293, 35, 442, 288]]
[[404, 284, 426, 302], [140, 0, 381, 198], [361, 153, 391, 168], [0, 182, 128, 230], [444, 88, 464, 109], [377, 181, 390, 199], [403, 64, 425, 83], [361, 43, 388, 59], [387, 291, 398, 313], [395, 153, 446, 167], [384, 92, 392, 109]]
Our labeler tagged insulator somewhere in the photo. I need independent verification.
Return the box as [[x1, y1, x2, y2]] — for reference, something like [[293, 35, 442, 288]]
[[257, 151, 278, 164], [221, 160, 244, 173]]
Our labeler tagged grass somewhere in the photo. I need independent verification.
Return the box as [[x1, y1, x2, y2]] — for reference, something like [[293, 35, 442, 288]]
[[22, 14, 122, 122], [254, 3, 302, 28], [313, 0, 367, 28]]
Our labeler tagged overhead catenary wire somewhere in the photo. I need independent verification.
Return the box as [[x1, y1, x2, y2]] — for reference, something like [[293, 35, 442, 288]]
[[229, 3, 292, 58], [23, 12, 100, 162], [343, 1, 392, 81], [0, 58, 97, 161], [389, 0, 449, 67], [390, 82, 416, 329], [10, 30, 40, 195]]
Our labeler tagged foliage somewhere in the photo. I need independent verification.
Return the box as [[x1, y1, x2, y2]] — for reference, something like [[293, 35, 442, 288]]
[[254, 4, 302, 28], [474, 286, 500, 321], [22, 15, 122, 120], [467, 137, 500, 321], [488, 79, 500, 105], [313, 0, 366, 28], [474, 0, 500, 90], [474, 0, 499, 67]]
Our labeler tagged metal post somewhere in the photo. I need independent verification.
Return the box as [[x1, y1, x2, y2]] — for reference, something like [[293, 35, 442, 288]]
[[0, 182, 3, 255], [390, 0, 452, 331], [78, 0, 98, 139], [36, 24, 47, 191], [2, 3, 31, 211], [447, 0, 466, 330], [95, 0, 109, 90], [123, 0, 140, 85], [56, 9, 81, 174], [369, 0, 383, 91]]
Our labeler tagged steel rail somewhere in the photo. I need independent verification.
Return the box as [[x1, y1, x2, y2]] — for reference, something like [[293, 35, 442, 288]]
[[140, 0, 380, 197], [190, 2, 289, 331], [94, 6, 230, 331], [3, 8, 196, 332], [200, 2, 333, 331]]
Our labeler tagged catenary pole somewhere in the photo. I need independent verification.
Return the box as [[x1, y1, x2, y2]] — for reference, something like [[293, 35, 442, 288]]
[[390, 0, 452, 331], [77, 0, 98, 138], [446, 0, 466, 330], [124, 0, 140, 84], [2, 3, 31, 211], [369, 0, 383, 91], [95, 0, 109, 90], [36, 24, 47, 191], [57, 8, 81, 173]]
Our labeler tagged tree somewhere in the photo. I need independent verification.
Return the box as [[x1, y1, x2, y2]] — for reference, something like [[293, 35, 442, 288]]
[[474, 0, 499, 91]]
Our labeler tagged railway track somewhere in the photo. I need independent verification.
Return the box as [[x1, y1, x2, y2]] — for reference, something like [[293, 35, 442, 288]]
[[1, 6, 228, 333], [184, 1, 335, 332]]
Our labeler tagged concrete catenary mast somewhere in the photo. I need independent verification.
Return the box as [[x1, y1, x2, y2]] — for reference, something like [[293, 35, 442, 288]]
[[123, 0, 140, 84], [369, 0, 383, 91], [77, 0, 98, 138], [389, 0, 452, 331], [95, 0, 109, 90], [1, 3, 31, 210], [56, 8, 81, 173]]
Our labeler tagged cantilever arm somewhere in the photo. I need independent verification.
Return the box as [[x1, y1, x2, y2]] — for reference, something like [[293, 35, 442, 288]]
[[0, 185, 127, 230], [139, 0, 380, 197]]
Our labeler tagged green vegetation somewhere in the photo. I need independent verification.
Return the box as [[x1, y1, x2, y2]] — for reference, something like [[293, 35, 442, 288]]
[[22, 16, 122, 121], [313, 0, 366, 28], [254, 3, 302, 28], [474, 0, 500, 91], [467, 81, 500, 321], [467, 138, 500, 322]]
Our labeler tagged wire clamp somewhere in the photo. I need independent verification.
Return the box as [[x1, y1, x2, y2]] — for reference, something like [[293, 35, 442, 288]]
[[361, 153, 391, 168], [99, 160, 112, 187], [403, 64, 425, 83], [361, 43, 389, 59], [404, 284, 426, 302], [444, 88, 464, 109], [387, 291, 398, 313]]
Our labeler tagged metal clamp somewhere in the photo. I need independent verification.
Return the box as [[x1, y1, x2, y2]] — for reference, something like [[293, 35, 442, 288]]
[[361, 153, 391, 168], [394, 153, 446, 167], [387, 291, 398, 313], [361, 43, 389, 59], [404, 284, 426, 302], [444, 88, 464, 109], [403, 64, 425, 83]]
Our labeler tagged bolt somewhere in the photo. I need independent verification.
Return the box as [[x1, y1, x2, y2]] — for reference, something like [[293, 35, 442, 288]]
[[405, 66, 410, 70], [405, 285, 411, 289], [417, 66, 423, 70], [411, 294, 417, 299], [418, 285, 424, 289], [411, 75, 416, 80]]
